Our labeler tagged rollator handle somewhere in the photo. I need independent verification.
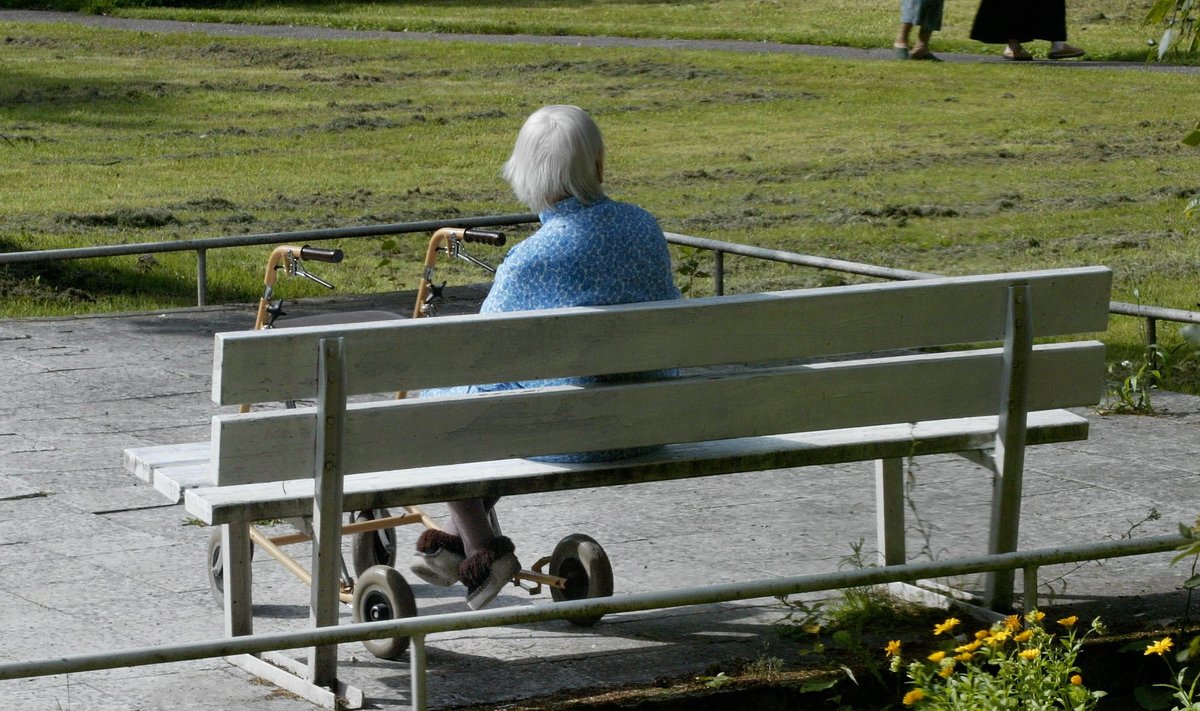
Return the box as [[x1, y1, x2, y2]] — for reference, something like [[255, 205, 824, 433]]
[[461, 230, 506, 246], [299, 245, 344, 263]]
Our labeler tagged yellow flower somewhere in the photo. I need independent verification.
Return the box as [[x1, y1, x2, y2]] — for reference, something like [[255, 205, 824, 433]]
[[1145, 638, 1175, 656], [938, 663, 956, 678], [1058, 616, 1079, 628], [975, 630, 990, 640], [933, 618, 961, 636], [986, 629, 1011, 646], [927, 651, 946, 663], [1027, 610, 1046, 623], [955, 640, 982, 654], [1004, 614, 1023, 631], [1071, 675, 1084, 686], [1013, 630, 1034, 643], [903, 688, 927, 706], [954, 652, 974, 662], [1019, 648, 1041, 660], [885, 640, 902, 657]]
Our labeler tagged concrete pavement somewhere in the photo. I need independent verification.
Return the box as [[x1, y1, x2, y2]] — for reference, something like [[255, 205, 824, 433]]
[[0, 288, 1199, 710]]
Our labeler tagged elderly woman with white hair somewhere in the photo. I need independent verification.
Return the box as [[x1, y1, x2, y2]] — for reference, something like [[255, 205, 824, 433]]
[[409, 105, 681, 610]]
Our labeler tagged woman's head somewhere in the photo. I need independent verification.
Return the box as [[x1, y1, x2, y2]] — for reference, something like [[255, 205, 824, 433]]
[[502, 105, 606, 213]]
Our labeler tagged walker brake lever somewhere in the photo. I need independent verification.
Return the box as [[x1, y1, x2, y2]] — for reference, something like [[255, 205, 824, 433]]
[[293, 260, 335, 289]]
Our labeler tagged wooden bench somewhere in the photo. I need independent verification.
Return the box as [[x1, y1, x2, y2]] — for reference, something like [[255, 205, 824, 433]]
[[124, 266, 1112, 708]]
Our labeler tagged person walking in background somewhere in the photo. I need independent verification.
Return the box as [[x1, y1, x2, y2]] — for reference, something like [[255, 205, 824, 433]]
[[895, 0, 944, 61], [970, 0, 1085, 60]]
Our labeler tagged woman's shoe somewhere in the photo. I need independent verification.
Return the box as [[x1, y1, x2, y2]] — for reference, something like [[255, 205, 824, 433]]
[[909, 46, 942, 62], [460, 536, 521, 610], [409, 530, 465, 587], [1048, 44, 1086, 59], [1002, 46, 1033, 61], [893, 44, 910, 60]]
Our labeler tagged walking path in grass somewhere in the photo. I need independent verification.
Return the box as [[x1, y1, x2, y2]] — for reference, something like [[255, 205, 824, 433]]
[[2, 8, 1199, 73]]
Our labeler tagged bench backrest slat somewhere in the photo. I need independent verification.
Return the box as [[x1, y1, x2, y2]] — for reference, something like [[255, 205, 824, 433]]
[[212, 341, 1104, 486], [212, 267, 1111, 406]]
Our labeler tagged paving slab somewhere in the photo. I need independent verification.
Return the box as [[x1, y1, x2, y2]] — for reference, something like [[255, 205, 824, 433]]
[[0, 291, 1198, 710]]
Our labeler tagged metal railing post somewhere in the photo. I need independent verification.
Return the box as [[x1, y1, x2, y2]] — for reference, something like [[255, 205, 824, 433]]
[[713, 250, 724, 296], [196, 249, 207, 307]]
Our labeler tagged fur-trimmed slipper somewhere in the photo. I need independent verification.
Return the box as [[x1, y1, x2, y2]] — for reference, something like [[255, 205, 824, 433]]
[[409, 529, 465, 587], [460, 536, 521, 610]]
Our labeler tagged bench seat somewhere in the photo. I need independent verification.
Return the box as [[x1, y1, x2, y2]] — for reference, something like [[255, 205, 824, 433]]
[[135, 409, 1090, 525]]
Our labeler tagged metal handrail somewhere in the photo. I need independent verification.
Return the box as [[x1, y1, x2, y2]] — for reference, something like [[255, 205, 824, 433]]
[[0, 534, 1187, 685], [1, 217, 1197, 343]]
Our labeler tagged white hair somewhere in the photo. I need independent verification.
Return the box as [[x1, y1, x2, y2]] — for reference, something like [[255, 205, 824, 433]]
[[502, 105, 606, 213]]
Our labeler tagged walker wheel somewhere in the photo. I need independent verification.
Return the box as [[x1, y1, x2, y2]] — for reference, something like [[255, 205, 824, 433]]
[[206, 528, 253, 609], [548, 533, 613, 627], [350, 508, 397, 577], [351, 565, 417, 660]]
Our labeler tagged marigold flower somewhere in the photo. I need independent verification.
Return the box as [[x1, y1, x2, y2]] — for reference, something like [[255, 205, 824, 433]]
[[885, 640, 902, 657], [1019, 648, 1041, 660], [927, 651, 946, 663], [903, 688, 927, 706], [1057, 616, 1078, 628], [975, 630, 990, 640], [1013, 630, 1034, 643], [1004, 614, 1022, 631], [1145, 638, 1174, 656], [1070, 674, 1084, 686], [938, 663, 956, 678], [933, 618, 961, 636], [955, 640, 982, 654], [954, 652, 974, 662], [986, 629, 1011, 646], [1027, 610, 1046, 623]]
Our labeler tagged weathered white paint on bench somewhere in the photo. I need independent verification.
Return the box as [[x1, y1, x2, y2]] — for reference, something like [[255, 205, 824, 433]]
[[212, 268, 1110, 406]]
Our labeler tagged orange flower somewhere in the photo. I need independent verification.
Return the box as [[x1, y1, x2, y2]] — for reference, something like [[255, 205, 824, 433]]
[[1057, 616, 1079, 628], [903, 688, 926, 706], [1013, 630, 1034, 643], [1071, 674, 1084, 686], [1004, 614, 1022, 631]]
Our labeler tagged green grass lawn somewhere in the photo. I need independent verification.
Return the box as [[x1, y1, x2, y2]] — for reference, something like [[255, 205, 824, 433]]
[[1, 9, 1198, 393], [6, 0, 1181, 62]]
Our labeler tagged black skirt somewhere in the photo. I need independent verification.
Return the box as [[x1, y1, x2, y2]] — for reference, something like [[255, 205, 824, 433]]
[[970, 0, 1067, 44]]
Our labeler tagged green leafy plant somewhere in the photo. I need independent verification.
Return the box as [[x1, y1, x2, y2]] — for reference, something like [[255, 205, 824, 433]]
[[1139, 635, 1200, 710], [887, 611, 1107, 709], [1147, 1, 1200, 61], [1103, 344, 1166, 414]]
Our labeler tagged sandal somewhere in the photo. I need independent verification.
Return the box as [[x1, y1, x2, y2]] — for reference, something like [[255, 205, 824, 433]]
[[1002, 46, 1033, 61], [409, 530, 465, 587], [893, 44, 910, 60], [460, 536, 521, 610]]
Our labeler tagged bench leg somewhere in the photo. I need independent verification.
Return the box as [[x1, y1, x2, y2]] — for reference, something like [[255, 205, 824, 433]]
[[985, 284, 1033, 611], [309, 337, 347, 688], [875, 457, 906, 567], [223, 522, 253, 637]]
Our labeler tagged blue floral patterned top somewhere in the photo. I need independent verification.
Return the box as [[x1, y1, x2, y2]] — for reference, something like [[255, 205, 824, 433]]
[[426, 195, 681, 461]]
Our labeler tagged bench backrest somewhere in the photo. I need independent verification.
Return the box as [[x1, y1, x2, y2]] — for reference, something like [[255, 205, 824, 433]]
[[210, 267, 1111, 486]]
